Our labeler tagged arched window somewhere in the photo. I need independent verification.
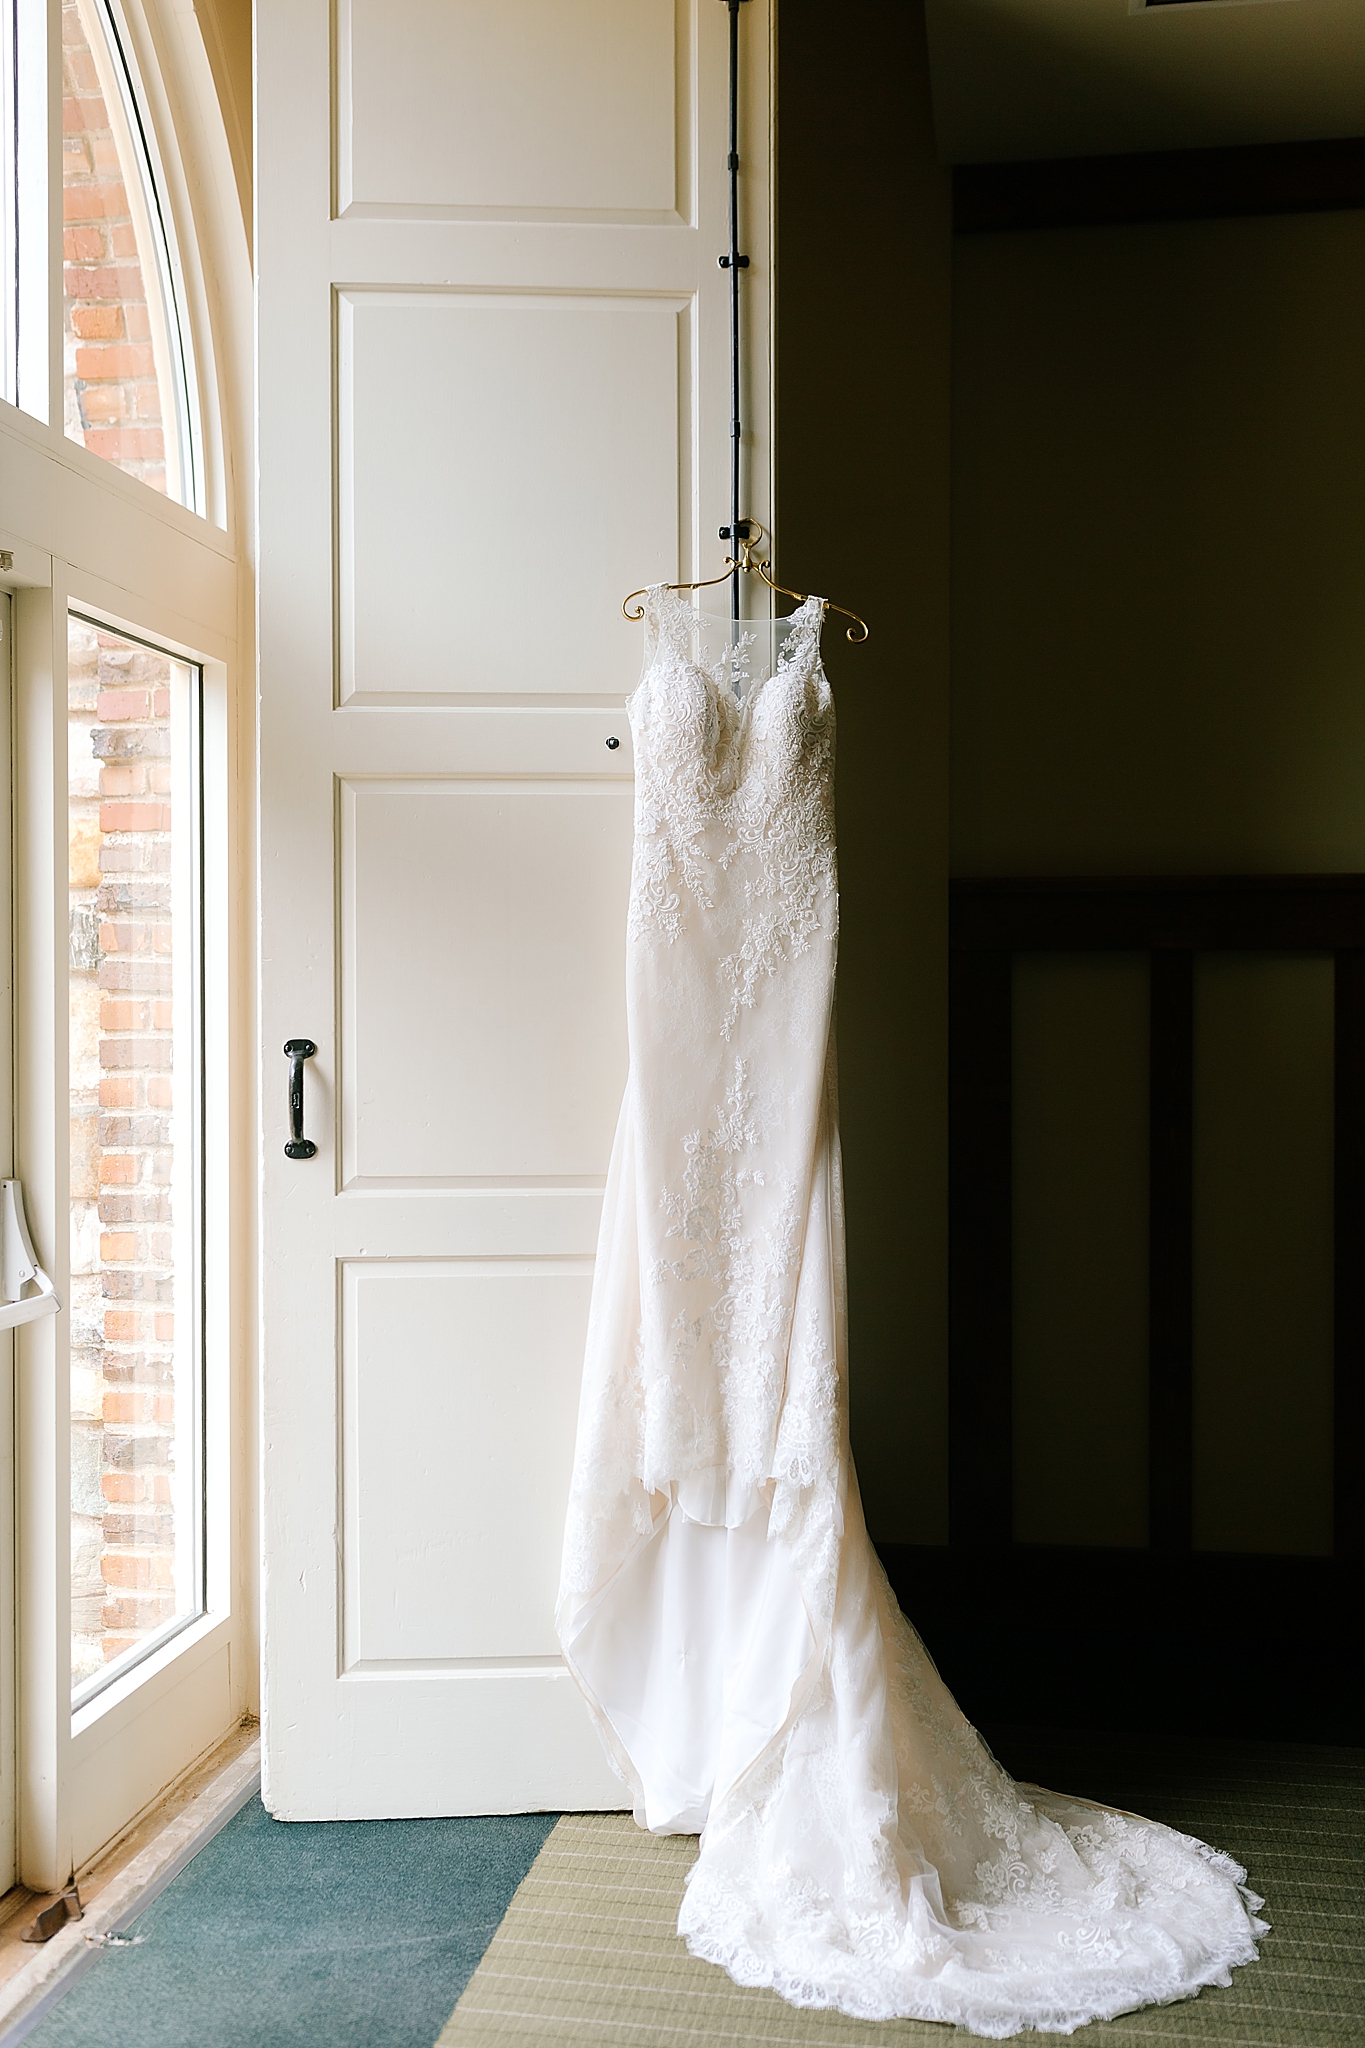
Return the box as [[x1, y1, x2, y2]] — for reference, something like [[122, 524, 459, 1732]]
[[61, 0, 200, 507]]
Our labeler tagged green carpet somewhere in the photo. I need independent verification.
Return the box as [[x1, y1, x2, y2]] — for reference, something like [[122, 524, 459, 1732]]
[[21, 1733, 1362, 2047], [23, 1796, 557, 2048], [441, 1731, 1364, 2046]]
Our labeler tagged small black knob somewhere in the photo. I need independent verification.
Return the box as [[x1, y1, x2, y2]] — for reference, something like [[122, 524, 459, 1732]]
[[605, 736, 620, 751]]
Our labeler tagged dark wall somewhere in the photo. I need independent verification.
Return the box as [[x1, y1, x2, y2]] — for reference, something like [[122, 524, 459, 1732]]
[[776, 0, 954, 1545], [778, 14, 1362, 1740]]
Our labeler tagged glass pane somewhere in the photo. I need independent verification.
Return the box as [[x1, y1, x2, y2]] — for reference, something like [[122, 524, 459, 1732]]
[[0, 0, 16, 406], [61, 0, 193, 502], [68, 614, 202, 1705]]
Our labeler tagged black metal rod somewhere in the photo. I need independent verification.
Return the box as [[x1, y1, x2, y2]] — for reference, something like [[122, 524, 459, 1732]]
[[724, 0, 745, 620]]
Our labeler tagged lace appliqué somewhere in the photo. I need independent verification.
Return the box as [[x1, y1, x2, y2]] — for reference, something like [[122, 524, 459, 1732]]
[[643, 1059, 803, 1496]]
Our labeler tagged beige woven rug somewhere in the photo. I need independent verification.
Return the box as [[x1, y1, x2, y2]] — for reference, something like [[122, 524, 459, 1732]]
[[438, 1734, 1364, 2048]]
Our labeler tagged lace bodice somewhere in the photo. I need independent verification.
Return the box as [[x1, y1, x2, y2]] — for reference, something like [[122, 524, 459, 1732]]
[[627, 587, 835, 1023]]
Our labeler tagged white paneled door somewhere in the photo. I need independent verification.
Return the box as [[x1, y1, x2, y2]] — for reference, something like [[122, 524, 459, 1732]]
[[258, 0, 773, 1816]]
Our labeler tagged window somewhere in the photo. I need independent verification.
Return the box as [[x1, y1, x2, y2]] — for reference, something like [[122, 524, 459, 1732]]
[[60, 0, 197, 504], [1, 0, 16, 405], [0, 0, 247, 1893], [67, 612, 204, 1706]]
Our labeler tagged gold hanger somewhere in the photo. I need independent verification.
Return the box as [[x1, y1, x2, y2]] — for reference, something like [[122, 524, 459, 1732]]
[[621, 522, 869, 643]]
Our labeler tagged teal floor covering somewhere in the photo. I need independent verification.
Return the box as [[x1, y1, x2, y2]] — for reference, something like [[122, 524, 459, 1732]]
[[21, 1796, 558, 2048]]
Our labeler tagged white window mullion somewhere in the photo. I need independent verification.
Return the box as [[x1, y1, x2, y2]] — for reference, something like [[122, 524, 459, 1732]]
[[13, 569, 75, 1892]]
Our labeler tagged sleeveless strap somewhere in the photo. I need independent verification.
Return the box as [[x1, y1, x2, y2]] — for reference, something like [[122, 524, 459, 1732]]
[[641, 584, 695, 673]]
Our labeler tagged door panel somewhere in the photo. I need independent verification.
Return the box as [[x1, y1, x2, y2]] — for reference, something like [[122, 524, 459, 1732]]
[[259, 0, 773, 1815], [337, 0, 685, 221], [340, 780, 633, 1184], [341, 1259, 595, 1666], [337, 291, 687, 703]]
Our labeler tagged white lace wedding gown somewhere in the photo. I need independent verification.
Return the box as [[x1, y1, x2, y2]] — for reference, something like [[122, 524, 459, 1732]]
[[556, 586, 1266, 2036]]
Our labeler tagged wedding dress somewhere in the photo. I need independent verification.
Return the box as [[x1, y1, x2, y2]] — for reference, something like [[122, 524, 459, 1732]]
[[556, 586, 1266, 2036]]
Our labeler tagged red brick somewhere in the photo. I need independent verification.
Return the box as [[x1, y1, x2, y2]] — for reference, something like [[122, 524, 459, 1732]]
[[151, 1001, 172, 1031], [96, 689, 148, 722], [104, 1311, 140, 1341], [99, 1232, 136, 1262], [100, 999, 146, 1031], [63, 181, 129, 223], [64, 265, 145, 301], [100, 961, 171, 993], [83, 428, 164, 461], [100, 1190, 169, 1225], [124, 304, 151, 341], [79, 387, 128, 425], [154, 1313, 174, 1341], [101, 1473, 144, 1504], [102, 1390, 149, 1425], [99, 763, 146, 797], [146, 1077, 172, 1108], [75, 343, 154, 381], [100, 1038, 172, 1070], [62, 92, 107, 132], [100, 801, 170, 833], [101, 1595, 174, 1630], [99, 1075, 139, 1108], [99, 1274, 153, 1303], [109, 222, 139, 260], [97, 847, 150, 877], [64, 176, 128, 220], [70, 305, 123, 340], [63, 224, 104, 262], [101, 1553, 154, 1588], [98, 1153, 136, 1184]]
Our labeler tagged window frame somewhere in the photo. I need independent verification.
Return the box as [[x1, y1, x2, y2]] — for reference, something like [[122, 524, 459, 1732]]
[[0, 0, 251, 1892]]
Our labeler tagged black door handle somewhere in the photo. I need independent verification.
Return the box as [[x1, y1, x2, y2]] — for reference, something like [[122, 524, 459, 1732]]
[[284, 1040, 318, 1158]]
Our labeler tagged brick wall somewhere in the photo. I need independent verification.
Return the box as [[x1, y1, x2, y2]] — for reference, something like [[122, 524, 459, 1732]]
[[61, 0, 167, 493], [69, 621, 183, 1688]]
